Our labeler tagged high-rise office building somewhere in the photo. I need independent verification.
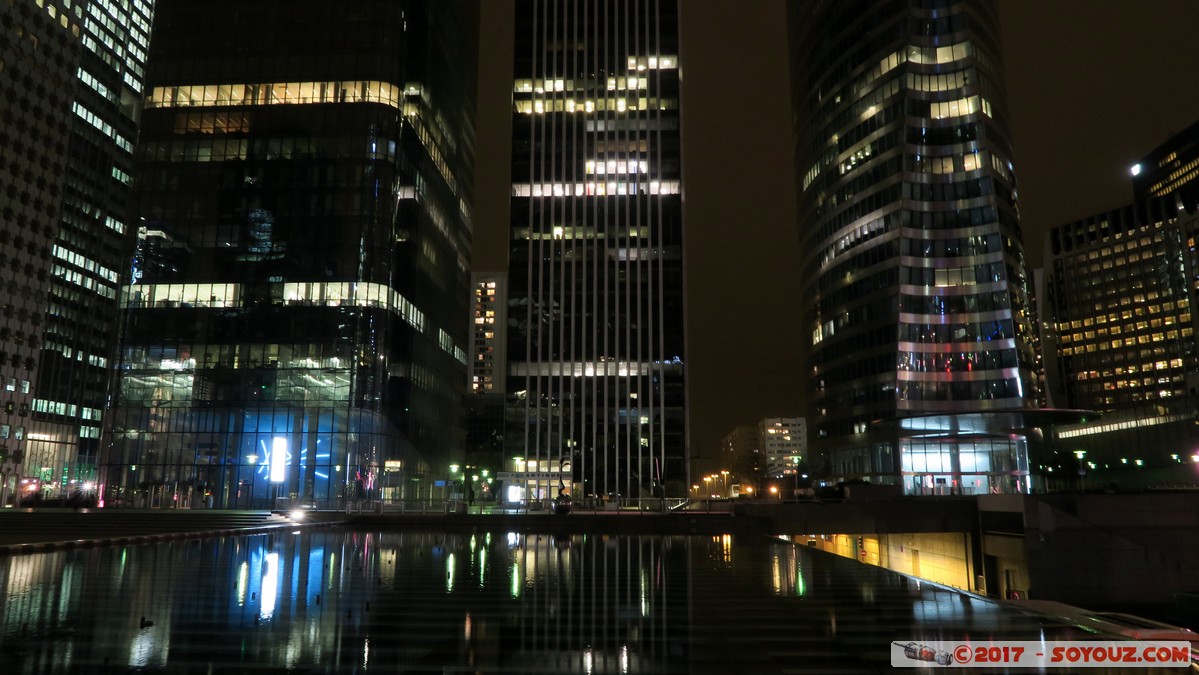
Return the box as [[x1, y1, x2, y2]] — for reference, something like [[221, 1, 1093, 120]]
[[1043, 120, 1199, 411], [101, 0, 478, 508], [507, 0, 686, 501], [0, 0, 154, 504], [1039, 120, 1199, 488], [1043, 203, 1199, 410], [463, 272, 508, 482], [470, 272, 507, 395], [789, 1, 1043, 494]]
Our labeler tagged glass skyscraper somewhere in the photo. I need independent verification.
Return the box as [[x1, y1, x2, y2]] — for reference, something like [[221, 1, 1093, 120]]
[[789, 0, 1042, 494], [101, 0, 478, 508], [507, 0, 686, 501], [0, 0, 153, 504]]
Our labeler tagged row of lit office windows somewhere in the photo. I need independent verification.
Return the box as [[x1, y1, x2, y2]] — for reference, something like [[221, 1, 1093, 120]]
[[1057, 301, 1185, 329], [123, 281, 425, 331], [1073, 359, 1186, 379], [1057, 233, 1158, 261], [1096, 376, 1183, 391], [1059, 318, 1185, 343], [148, 80, 409, 110], [513, 97, 675, 115], [1063, 252, 1174, 273], [1059, 331, 1190, 354], [1059, 343, 1188, 362], [140, 136, 399, 163]]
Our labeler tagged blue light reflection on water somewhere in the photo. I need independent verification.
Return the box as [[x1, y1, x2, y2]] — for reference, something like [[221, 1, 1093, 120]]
[[0, 531, 1086, 673]]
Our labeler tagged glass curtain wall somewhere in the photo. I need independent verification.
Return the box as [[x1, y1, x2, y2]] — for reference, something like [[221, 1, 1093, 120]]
[[101, 0, 477, 509], [508, 0, 687, 502], [789, 1, 1040, 491]]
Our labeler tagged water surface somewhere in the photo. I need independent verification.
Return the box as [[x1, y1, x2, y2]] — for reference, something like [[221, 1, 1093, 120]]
[[0, 529, 1090, 673]]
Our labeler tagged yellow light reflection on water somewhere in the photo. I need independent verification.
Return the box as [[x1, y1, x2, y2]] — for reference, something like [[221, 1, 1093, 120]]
[[478, 546, 487, 588], [640, 569, 650, 617], [446, 552, 456, 593], [237, 561, 248, 606]]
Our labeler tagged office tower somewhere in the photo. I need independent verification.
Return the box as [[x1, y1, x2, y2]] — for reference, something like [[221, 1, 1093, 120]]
[[101, 0, 478, 508], [1131, 118, 1199, 208], [1043, 121, 1199, 411], [508, 0, 686, 501], [1039, 121, 1199, 487], [759, 417, 806, 480], [1043, 205, 1199, 410], [0, 0, 153, 505], [789, 1, 1042, 494], [0, 1, 74, 503], [463, 272, 507, 482], [470, 272, 507, 395]]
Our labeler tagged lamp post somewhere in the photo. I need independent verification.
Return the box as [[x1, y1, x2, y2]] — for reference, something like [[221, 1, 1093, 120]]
[[720, 470, 729, 498], [1073, 451, 1086, 493]]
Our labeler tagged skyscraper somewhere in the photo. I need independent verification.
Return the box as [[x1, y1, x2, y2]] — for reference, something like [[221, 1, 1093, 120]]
[[789, 1, 1042, 494], [508, 0, 686, 501], [101, 0, 478, 508], [470, 272, 507, 395], [0, 0, 154, 504]]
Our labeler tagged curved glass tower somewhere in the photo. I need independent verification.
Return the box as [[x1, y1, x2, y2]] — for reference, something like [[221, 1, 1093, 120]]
[[789, 0, 1040, 493]]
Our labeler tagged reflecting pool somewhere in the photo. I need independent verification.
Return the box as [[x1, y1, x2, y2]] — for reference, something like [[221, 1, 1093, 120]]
[[0, 530, 1093, 673]]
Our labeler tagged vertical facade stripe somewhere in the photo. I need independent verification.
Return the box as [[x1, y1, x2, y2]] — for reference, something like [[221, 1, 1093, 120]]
[[510, 0, 685, 500]]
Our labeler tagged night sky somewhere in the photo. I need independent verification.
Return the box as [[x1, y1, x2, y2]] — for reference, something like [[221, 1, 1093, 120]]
[[470, 1, 1199, 463]]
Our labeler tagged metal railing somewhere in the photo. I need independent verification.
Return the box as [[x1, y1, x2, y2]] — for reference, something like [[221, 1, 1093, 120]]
[[274, 496, 737, 516]]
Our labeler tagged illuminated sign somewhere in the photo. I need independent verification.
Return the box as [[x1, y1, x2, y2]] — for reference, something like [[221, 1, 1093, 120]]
[[270, 437, 287, 483]]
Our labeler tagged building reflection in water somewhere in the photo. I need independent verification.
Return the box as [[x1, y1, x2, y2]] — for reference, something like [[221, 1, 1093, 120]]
[[0, 531, 690, 673], [0, 530, 1086, 673]]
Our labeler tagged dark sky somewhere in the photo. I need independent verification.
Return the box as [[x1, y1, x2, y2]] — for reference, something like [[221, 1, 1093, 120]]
[[471, 1, 1199, 463]]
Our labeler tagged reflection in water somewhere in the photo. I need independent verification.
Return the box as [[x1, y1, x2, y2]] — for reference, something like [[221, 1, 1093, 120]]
[[0, 530, 1087, 673]]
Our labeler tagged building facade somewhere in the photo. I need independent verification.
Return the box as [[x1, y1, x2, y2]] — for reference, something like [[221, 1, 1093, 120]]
[[1039, 120, 1199, 489], [0, 0, 154, 504], [717, 425, 758, 493], [463, 273, 508, 493], [1042, 202, 1199, 410], [788, 0, 1041, 494], [759, 417, 806, 480], [470, 272, 507, 394], [507, 0, 686, 501], [101, 0, 479, 508]]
